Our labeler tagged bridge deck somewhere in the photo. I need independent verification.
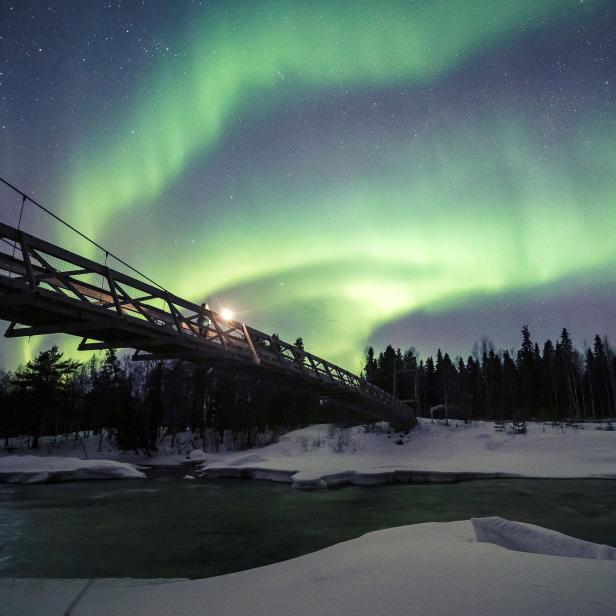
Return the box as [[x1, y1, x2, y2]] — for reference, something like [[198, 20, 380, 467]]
[[0, 221, 415, 428]]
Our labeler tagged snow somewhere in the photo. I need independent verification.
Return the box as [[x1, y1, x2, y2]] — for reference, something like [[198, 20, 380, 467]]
[[198, 420, 616, 487], [187, 448, 207, 461], [0, 430, 211, 467], [472, 517, 616, 560], [1, 419, 615, 486], [1, 423, 613, 613], [3, 519, 615, 616], [0, 455, 145, 483]]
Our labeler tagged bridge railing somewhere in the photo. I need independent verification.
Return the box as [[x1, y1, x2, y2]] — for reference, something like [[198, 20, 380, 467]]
[[0, 221, 409, 417]]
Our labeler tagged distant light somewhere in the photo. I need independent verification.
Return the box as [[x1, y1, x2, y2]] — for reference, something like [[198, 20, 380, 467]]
[[220, 307, 234, 321]]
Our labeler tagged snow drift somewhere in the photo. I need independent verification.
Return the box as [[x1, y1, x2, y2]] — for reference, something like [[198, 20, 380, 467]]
[[0, 455, 146, 483], [472, 516, 616, 560], [3, 519, 615, 616], [199, 420, 616, 488]]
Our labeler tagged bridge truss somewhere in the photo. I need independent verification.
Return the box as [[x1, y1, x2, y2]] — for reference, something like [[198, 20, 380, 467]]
[[0, 221, 415, 428]]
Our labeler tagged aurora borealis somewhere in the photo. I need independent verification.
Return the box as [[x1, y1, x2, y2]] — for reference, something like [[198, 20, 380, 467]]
[[1, 0, 616, 370]]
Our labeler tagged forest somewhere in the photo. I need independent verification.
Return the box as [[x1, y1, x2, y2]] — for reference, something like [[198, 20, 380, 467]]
[[0, 338, 327, 453], [365, 327, 616, 423], [0, 326, 614, 452]]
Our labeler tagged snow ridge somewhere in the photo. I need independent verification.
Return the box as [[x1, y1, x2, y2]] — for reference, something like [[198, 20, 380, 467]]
[[0, 455, 145, 483], [472, 517, 616, 560]]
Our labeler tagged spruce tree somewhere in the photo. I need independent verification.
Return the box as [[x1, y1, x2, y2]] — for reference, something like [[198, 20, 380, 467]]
[[516, 326, 535, 418], [11, 346, 80, 448], [557, 329, 580, 419], [593, 335, 610, 416], [364, 347, 377, 382]]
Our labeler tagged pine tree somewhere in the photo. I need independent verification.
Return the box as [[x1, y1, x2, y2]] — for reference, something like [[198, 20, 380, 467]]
[[457, 357, 470, 421], [11, 346, 80, 448], [401, 347, 418, 403], [379, 345, 397, 393], [604, 337, 616, 418], [502, 350, 518, 418], [465, 356, 481, 418], [558, 328, 580, 418], [424, 356, 436, 412], [435, 351, 456, 424], [415, 359, 425, 414], [364, 347, 377, 382], [516, 326, 536, 418], [542, 339, 558, 418], [520, 326, 533, 361], [593, 335, 611, 417], [85, 348, 136, 451]]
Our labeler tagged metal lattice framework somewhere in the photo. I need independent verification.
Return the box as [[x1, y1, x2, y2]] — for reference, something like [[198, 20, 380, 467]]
[[0, 221, 415, 427]]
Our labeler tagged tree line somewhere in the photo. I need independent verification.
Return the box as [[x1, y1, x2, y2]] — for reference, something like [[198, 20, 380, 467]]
[[2, 325, 614, 452], [0, 338, 333, 452], [364, 327, 616, 421]]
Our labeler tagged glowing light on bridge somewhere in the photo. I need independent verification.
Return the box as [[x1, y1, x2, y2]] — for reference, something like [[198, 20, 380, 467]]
[[220, 308, 234, 322]]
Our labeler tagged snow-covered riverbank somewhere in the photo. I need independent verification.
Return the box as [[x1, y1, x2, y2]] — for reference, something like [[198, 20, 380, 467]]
[[3, 517, 615, 616], [198, 420, 616, 488], [1, 419, 615, 485], [0, 456, 145, 483]]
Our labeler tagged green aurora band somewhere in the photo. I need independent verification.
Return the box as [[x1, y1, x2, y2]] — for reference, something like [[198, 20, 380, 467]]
[[47, 0, 616, 370], [68, 0, 587, 229], [161, 113, 616, 368]]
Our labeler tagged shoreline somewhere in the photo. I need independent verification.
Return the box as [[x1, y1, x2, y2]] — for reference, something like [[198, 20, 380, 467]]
[[3, 519, 615, 616], [197, 466, 616, 489], [2, 463, 615, 487], [1, 419, 615, 486]]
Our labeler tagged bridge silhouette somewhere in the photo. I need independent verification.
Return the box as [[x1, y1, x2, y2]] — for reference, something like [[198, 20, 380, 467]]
[[0, 180, 415, 428]]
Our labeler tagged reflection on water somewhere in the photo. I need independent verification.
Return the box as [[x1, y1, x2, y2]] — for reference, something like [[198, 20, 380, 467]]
[[0, 468, 614, 579]]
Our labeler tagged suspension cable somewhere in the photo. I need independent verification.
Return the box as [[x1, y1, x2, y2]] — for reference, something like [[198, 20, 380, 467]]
[[0, 175, 167, 292]]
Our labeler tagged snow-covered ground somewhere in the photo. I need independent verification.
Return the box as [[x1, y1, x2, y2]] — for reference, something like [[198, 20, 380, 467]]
[[2, 425, 615, 613], [1, 419, 615, 485], [198, 420, 616, 487], [0, 430, 203, 467], [0, 430, 216, 481], [3, 518, 615, 616], [0, 455, 145, 483]]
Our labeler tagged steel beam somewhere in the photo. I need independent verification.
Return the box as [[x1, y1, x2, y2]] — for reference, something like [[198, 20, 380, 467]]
[[0, 220, 415, 428]]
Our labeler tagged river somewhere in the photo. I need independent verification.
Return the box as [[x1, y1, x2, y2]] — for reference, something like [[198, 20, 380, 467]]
[[0, 469, 614, 579]]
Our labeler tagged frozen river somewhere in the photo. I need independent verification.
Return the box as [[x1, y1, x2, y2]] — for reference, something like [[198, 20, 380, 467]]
[[1, 469, 614, 579]]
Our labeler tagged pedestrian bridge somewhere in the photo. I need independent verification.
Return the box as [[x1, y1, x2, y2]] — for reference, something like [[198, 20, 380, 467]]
[[0, 184, 415, 429]]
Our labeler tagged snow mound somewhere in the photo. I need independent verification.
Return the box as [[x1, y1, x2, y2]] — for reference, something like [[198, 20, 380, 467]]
[[227, 454, 268, 466], [187, 449, 206, 461], [472, 517, 616, 560], [4, 520, 616, 616], [0, 455, 146, 484]]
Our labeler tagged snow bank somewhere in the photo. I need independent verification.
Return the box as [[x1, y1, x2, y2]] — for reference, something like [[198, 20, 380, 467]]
[[3, 519, 615, 616], [0, 431, 213, 467], [181, 448, 207, 465], [0, 456, 146, 484], [472, 516, 616, 560], [198, 420, 616, 488], [3, 419, 616, 487]]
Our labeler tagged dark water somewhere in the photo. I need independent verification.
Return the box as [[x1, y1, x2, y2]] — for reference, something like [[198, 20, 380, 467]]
[[0, 469, 614, 579]]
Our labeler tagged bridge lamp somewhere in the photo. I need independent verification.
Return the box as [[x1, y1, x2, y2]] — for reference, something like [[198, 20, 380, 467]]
[[220, 307, 234, 321]]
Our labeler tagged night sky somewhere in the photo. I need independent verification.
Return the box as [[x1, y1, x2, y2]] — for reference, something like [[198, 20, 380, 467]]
[[1, 0, 616, 371]]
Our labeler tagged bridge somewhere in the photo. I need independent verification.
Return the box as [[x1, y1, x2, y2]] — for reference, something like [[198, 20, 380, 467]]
[[0, 184, 415, 429]]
